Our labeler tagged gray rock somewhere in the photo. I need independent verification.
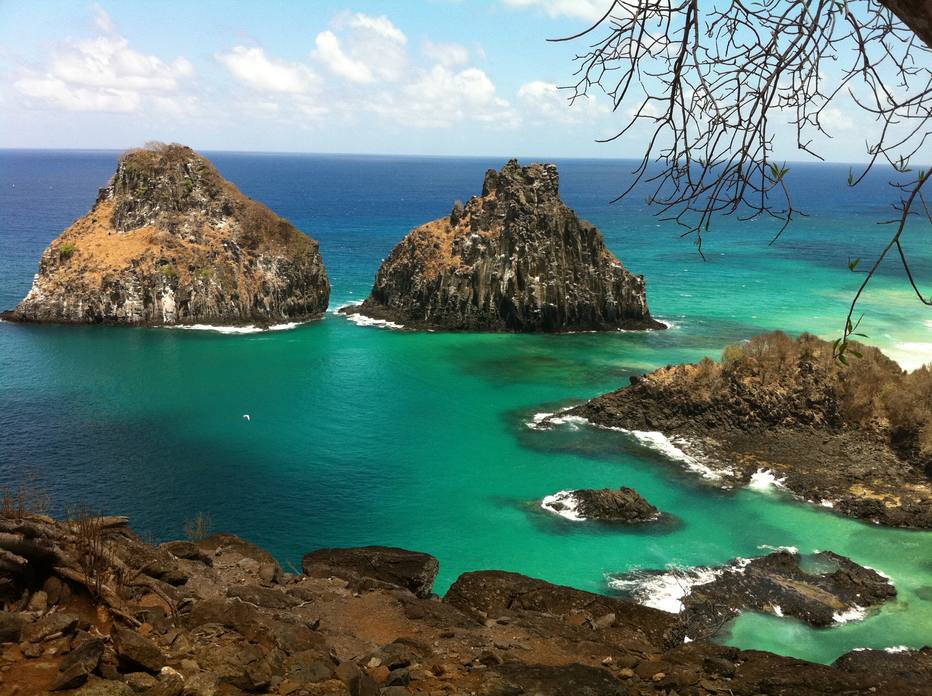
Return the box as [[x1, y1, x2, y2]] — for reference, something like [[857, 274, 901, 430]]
[[124, 672, 159, 692], [22, 612, 81, 642], [302, 546, 439, 599], [112, 625, 165, 673], [27, 590, 48, 612], [52, 638, 104, 690], [76, 678, 134, 696], [0, 611, 24, 643]]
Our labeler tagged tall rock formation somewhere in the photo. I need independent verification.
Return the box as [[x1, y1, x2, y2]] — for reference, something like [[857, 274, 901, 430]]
[[346, 160, 662, 332], [7, 143, 329, 326]]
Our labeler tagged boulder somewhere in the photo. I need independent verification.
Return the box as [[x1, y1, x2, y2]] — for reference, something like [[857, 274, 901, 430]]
[[52, 637, 104, 690], [0, 610, 24, 642], [302, 546, 439, 598], [112, 624, 166, 674]]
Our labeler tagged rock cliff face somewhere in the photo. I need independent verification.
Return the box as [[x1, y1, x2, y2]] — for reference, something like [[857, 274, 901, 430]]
[[347, 159, 662, 331], [556, 332, 932, 528], [7, 144, 329, 326]]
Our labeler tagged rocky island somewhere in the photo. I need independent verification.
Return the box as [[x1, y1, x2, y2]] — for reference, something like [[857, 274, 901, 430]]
[[541, 487, 661, 523], [3, 144, 330, 327], [558, 332, 932, 528], [342, 160, 662, 332], [1, 510, 929, 695], [610, 549, 896, 639]]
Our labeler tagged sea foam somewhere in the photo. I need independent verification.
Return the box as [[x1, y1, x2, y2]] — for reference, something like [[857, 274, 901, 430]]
[[527, 410, 726, 480], [832, 605, 867, 623], [540, 490, 585, 521], [168, 322, 303, 335], [608, 566, 725, 614], [343, 312, 405, 330], [748, 469, 788, 492]]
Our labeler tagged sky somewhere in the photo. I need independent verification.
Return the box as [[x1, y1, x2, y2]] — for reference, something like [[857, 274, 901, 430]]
[[0, 0, 913, 160]]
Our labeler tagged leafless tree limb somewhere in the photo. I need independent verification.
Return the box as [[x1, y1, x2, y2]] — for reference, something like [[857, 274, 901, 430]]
[[554, 1, 931, 358]]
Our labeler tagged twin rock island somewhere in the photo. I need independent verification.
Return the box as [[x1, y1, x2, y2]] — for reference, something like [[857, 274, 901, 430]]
[[4, 144, 660, 333]]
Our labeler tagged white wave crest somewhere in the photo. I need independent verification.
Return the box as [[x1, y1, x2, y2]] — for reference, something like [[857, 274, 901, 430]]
[[819, 499, 835, 508], [343, 312, 405, 330], [168, 322, 302, 335], [832, 605, 866, 623], [885, 645, 910, 653], [748, 469, 788, 492], [757, 544, 799, 554], [530, 411, 727, 480], [540, 490, 585, 521], [608, 566, 723, 614]]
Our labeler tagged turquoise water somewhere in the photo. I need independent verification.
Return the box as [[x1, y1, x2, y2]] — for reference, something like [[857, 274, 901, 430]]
[[0, 151, 930, 663]]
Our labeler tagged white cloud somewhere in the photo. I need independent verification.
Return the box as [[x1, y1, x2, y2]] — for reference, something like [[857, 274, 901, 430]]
[[314, 31, 374, 83], [15, 76, 140, 112], [502, 0, 608, 21], [518, 80, 608, 123], [218, 46, 318, 93], [341, 12, 407, 44], [398, 65, 518, 128], [820, 107, 854, 131], [14, 26, 194, 113], [315, 12, 408, 83], [92, 4, 115, 33], [422, 40, 470, 68]]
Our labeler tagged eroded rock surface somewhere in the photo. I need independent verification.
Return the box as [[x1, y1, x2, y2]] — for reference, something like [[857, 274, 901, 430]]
[[6, 143, 329, 326], [560, 332, 932, 528], [0, 512, 926, 695], [345, 159, 662, 332], [542, 487, 661, 523], [610, 550, 896, 639]]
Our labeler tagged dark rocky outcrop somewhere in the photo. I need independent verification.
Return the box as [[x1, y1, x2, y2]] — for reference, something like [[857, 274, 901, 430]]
[[5, 143, 329, 327], [344, 159, 662, 332], [558, 331, 932, 528], [0, 511, 927, 695], [542, 487, 661, 522], [302, 545, 439, 598], [610, 550, 896, 639]]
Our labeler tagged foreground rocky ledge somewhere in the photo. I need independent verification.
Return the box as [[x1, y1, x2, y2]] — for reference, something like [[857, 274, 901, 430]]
[[561, 332, 932, 528], [1, 512, 928, 695], [344, 160, 663, 332], [4, 143, 330, 327]]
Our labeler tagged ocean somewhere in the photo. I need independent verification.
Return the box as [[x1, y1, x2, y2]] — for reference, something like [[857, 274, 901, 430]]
[[0, 149, 930, 663]]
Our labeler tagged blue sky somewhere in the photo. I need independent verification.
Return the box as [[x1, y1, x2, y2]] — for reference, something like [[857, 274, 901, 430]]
[[0, 1, 897, 159]]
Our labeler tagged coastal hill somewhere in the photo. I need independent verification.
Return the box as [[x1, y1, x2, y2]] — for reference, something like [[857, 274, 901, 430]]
[[565, 332, 932, 528], [5, 143, 330, 327], [0, 511, 928, 695], [343, 159, 662, 332]]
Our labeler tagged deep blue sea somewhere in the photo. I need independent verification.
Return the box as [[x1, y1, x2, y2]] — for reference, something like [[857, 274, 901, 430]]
[[0, 150, 930, 663]]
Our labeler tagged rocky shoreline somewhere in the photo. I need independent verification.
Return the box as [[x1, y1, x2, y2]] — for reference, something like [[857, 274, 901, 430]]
[[1, 512, 929, 695], [346, 160, 663, 333], [552, 332, 932, 529]]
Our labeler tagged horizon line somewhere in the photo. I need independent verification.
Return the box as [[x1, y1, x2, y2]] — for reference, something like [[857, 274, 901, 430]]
[[0, 146, 891, 168]]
